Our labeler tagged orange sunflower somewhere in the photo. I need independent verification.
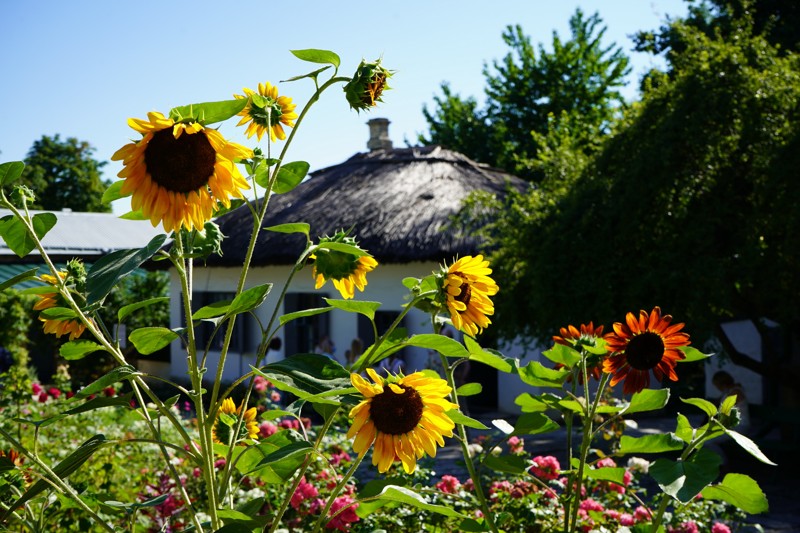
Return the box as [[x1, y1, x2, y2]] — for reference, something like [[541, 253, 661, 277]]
[[440, 255, 499, 337], [234, 82, 298, 142], [348, 368, 458, 474], [32, 272, 86, 340], [553, 322, 605, 382], [211, 398, 259, 445], [602, 307, 690, 395], [111, 111, 252, 233]]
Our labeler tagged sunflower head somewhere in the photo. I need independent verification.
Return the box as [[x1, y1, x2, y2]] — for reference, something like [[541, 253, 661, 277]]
[[435, 255, 499, 337], [344, 58, 392, 112], [111, 111, 252, 233], [212, 398, 259, 446], [312, 231, 377, 300], [234, 82, 298, 142], [347, 368, 458, 474], [602, 307, 691, 395], [32, 271, 87, 341]]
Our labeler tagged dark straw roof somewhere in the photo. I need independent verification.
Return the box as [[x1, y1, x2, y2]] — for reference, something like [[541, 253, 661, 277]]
[[211, 144, 527, 266]]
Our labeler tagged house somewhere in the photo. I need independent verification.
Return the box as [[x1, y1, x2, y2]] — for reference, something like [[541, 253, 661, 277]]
[[168, 119, 531, 411]]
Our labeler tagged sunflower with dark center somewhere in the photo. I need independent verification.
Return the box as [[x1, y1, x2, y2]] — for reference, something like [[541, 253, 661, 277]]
[[311, 233, 378, 299], [348, 368, 458, 474], [111, 111, 252, 233], [32, 272, 87, 341], [234, 81, 298, 142], [602, 307, 690, 395], [440, 255, 499, 337], [211, 398, 259, 446]]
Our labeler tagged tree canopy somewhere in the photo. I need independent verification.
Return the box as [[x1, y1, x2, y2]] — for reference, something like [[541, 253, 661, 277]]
[[421, 9, 630, 182], [474, 3, 800, 345], [20, 134, 110, 212]]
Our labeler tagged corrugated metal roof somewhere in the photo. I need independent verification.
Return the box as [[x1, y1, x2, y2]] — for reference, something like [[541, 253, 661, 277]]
[[0, 209, 164, 259]]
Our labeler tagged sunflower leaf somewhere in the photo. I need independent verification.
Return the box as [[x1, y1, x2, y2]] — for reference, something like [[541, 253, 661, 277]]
[[86, 234, 167, 304], [701, 473, 769, 514], [0, 212, 57, 258], [517, 360, 569, 388], [279, 306, 332, 326], [0, 161, 25, 187], [541, 343, 582, 367], [724, 429, 776, 465], [119, 209, 148, 220], [282, 65, 332, 83], [447, 409, 489, 429], [456, 382, 482, 397], [357, 485, 467, 519], [39, 307, 78, 320], [290, 49, 341, 69], [72, 365, 138, 399], [678, 345, 713, 363], [264, 222, 310, 237], [168, 98, 248, 125], [129, 327, 180, 355], [101, 180, 129, 204], [273, 161, 309, 194], [0, 267, 39, 291], [406, 333, 469, 358], [324, 298, 381, 320], [649, 448, 721, 503], [226, 283, 272, 317], [681, 397, 718, 417], [235, 430, 311, 484], [256, 354, 351, 401], [464, 336, 515, 373], [512, 412, 559, 436], [60, 340, 106, 361], [118, 297, 170, 323], [314, 241, 367, 256], [617, 433, 685, 455], [623, 388, 671, 415]]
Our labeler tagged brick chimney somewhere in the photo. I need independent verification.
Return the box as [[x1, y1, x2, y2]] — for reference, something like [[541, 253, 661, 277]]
[[367, 118, 393, 151]]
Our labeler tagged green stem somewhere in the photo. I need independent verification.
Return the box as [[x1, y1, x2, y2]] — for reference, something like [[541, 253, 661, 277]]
[[310, 452, 366, 533]]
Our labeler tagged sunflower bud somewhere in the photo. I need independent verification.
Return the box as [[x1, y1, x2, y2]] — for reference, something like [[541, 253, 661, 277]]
[[344, 59, 392, 112], [312, 230, 377, 299]]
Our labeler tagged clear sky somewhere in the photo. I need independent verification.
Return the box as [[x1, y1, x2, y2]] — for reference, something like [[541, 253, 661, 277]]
[[0, 1, 687, 213]]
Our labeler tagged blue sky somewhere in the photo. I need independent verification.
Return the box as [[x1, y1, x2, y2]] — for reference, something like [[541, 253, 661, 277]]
[[0, 1, 687, 213]]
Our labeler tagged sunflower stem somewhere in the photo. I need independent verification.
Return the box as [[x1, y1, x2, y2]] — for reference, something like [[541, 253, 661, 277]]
[[310, 449, 366, 533]]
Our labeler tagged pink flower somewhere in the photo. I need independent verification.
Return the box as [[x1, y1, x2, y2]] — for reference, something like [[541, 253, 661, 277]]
[[254, 375, 269, 393], [605, 510, 621, 521], [579, 498, 604, 512], [489, 480, 513, 496], [326, 495, 359, 531], [37, 391, 49, 403], [668, 521, 699, 533], [31, 382, 42, 395], [330, 450, 352, 467], [291, 477, 319, 510], [435, 475, 461, 494], [214, 458, 226, 470], [48, 387, 61, 399], [66, 391, 74, 399], [507, 436, 524, 454], [270, 391, 282, 403], [463, 478, 475, 492], [619, 513, 635, 526], [530, 455, 561, 481], [279, 418, 300, 430], [259, 421, 278, 439], [103, 386, 115, 397], [596, 457, 617, 468], [711, 523, 731, 533], [634, 506, 652, 523]]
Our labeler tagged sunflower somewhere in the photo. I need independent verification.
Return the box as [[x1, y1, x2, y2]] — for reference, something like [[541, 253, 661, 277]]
[[32, 272, 86, 341], [314, 255, 378, 300], [440, 255, 499, 337], [602, 307, 690, 395], [553, 322, 605, 382], [348, 368, 458, 474], [312, 232, 378, 299], [234, 82, 298, 142], [344, 58, 393, 112], [211, 398, 259, 445], [111, 111, 252, 233]]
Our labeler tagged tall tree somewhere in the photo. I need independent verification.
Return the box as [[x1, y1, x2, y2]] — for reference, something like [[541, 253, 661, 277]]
[[21, 134, 110, 212], [483, 5, 800, 355], [421, 9, 630, 182]]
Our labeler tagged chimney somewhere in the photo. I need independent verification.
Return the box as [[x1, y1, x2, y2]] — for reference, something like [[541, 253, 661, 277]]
[[367, 118, 393, 151]]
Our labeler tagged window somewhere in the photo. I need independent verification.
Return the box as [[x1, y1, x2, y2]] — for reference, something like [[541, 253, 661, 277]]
[[283, 292, 329, 356]]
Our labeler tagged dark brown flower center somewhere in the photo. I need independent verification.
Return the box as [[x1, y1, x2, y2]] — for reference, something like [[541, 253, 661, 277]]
[[625, 332, 666, 370], [370, 384, 424, 435], [451, 273, 472, 306], [144, 128, 216, 193]]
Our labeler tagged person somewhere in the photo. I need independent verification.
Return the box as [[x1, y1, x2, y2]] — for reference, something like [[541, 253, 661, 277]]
[[378, 352, 405, 376], [314, 335, 336, 360], [712, 370, 750, 434], [344, 338, 363, 369], [265, 337, 283, 364]]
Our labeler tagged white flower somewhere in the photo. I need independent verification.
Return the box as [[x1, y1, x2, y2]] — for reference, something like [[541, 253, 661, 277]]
[[627, 456, 650, 474]]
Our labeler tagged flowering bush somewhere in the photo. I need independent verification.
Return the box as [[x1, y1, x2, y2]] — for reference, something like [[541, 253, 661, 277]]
[[0, 46, 773, 533]]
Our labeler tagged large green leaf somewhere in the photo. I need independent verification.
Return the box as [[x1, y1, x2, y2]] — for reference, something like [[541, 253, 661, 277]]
[[681, 397, 718, 418], [256, 354, 351, 403], [0, 267, 38, 291], [1, 435, 106, 522], [60, 340, 106, 361], [73, 365, 138, 399], [324, 298, 381, 320], [700, 473, 769, 514], [446, 409, 489, 430], [0, 161, 24, 187], [0, 212, 57, 258], [273, 161, 309, 194], [168, 98, 248, 125], [193, 300, 232, 320], [356, 485, 467, 518], [464, 336, 514, 373], [483, 453, 530, 475], [38, 393, 134, 428], [674, 413, 695, 443], [517, 360, 568, 388], [678, 345, 713, 363], [541, 343, 582, 367], [86, 234, 167, 304], [406, 334, 469, 358], [118, 297, 170, 323], [585, 466, 627, 484], [227, 283, 272, 316], [39, 307, 77, 320], [456, 382, 482, 397], [129, 327, 180, 355], [101, 180, 128, 204], [624, 388, 670, 415], [514, 392, 561, 413], [234, 431, 311, 484], [649, 448, 722, 503], [279, 306, 332, 326], [290, 49, 341, 68], [617, 433, 685, 455], [724, 429, 777, 465], [511, 412, 559, 436]]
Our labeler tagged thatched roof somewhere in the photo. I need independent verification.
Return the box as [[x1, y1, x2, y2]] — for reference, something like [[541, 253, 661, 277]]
[[211, 144, 527, 266]]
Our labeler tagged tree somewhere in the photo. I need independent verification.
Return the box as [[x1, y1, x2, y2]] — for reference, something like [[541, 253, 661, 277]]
[[421, 9, 630, 182], [484, 6, 800, 356], [20, 134, 110, 212]]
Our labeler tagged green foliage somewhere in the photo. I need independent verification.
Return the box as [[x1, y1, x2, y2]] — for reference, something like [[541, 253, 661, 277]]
[[19, 135, 111, 212], [421, 9, 629, 182]]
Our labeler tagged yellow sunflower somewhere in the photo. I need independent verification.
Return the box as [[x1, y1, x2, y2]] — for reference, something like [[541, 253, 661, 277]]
[[313, 255, 378, 300], [440, 255, 499, 337], [32, 272, 86, 341], [111, 111, 252, 233], [602, 307, 691, 395], [348, 368, 458, 474], [234, 82, 298, 142], [211, 398, 259, 445]]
